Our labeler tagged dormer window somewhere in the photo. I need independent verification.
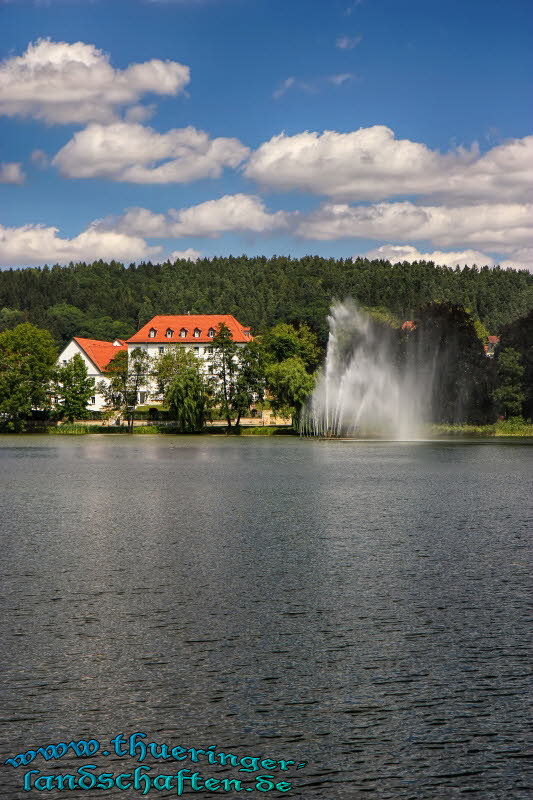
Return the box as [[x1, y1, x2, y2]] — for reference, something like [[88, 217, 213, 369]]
[[148, 328, 156, 338], [193, 328, 201, 338], [208, 328, 215, 338], [166, 328, 174, 338], [180, 328, 187, 338]]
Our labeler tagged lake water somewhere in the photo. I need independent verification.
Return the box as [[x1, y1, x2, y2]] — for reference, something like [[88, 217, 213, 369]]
[[0, 436, 531, 799]]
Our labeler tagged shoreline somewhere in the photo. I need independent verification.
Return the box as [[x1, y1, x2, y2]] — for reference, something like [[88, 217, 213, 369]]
[[2, 422, 533, 439]]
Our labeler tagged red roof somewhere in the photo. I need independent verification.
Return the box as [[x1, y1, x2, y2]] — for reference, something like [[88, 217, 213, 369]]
[[74, 337, 127, 372], [401, 320, 415, 331], [127, 315, 252, 344], [487, 335, 499, 344]]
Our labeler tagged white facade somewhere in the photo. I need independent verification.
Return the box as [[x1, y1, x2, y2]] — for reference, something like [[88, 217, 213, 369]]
[[57, 338, 125, 412], [126, 341, 246, 404]]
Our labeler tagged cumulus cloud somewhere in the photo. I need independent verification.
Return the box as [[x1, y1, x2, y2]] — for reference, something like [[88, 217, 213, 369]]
[[52, 122, 249, 183], [0, 222, 161, 267], [0, 38, 190, 124], [245, 126, 533, 203], [296, 200, 533, 249], [336, 34, 362, 50], [358, 244, 496, 268], [105, 194, 290, 238], [167, 248, 201, 261], [0, 161, 25, 184], [499, 248, 533, 271]]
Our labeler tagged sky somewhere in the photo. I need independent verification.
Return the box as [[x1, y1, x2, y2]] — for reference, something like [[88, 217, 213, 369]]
[[0, 0, 532, 270]]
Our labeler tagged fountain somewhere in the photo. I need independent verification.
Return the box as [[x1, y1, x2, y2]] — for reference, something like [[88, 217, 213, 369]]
[[301, 300, 432, 440]]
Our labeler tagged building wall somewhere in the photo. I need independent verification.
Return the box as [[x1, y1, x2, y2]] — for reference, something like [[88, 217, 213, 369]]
[[57, 341, 110, 412], [127, 341, 246, 404]]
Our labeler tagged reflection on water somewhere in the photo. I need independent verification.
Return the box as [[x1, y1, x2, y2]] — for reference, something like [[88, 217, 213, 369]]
[[0, 436, 531, 798]]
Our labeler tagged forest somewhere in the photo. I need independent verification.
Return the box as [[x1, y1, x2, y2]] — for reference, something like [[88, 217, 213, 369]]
[[0, 256, 532, 430], [1, 255, 532, 347]]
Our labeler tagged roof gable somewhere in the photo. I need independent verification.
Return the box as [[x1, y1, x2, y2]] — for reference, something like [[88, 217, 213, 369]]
[[73, 337, 127, 372]]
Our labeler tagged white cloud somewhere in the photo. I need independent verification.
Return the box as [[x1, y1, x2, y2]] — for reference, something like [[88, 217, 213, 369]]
[[0, 222, 160, 266], [296, 200, 533, 250], [272, 74, 355, 99], [0, 161, 25, 184], [499, 248, 533, 271], [30, 149, 49, 168], [272, 77, 297, 100], [52, 122, 249, 183], [344, 0, 363, 14], [105, 194, 290, 238], [336, 34, 362, 50], [328, 73, 355, 86], [245, 126, 533, 203], [0, 38, 190, 124], [167, 248, 201, 261], [358, 244, 496, 268]]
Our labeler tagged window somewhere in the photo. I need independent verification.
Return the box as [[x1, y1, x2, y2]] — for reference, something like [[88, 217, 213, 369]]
[[208, 328, 215, 338], [208, 366, 213, 374], [194, 328, 201, 338], [166, 328, 173, 338], [194, 346, 199, 353], [159, 346, 164, 354], [148, 328, 156, 338], [180, 328, 187, 338], [63, 360, 67, 365], [206, 346, 213, 354], [139, 391, 146, 404], [90, 396, 96, 405]]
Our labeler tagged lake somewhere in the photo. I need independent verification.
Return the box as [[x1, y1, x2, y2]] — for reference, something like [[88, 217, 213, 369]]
[[0, 436, 531, 798]]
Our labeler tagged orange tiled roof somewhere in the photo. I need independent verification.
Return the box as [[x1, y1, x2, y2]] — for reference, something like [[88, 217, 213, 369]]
[[127, 315, 252, 344], [401, 320, 415, 331], [73, 337, 127, 372], [487, 335, 499, 344]]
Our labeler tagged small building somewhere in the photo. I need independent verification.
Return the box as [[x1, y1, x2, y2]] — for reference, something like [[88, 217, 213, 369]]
[[57, 336, 127, 411], [485, 335, 499, 357]]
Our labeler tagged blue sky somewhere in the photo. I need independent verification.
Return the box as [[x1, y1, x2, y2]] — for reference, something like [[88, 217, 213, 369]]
[[1, 0, 532, 269]]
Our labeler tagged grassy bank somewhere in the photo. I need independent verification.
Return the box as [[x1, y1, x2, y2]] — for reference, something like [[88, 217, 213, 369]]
[[44, 424, 296, 436], [431, 419, 533, 437]]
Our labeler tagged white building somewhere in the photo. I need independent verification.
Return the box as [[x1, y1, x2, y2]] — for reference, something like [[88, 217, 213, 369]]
[[57, 336, 127, 411], [126, 314, 252, 401]]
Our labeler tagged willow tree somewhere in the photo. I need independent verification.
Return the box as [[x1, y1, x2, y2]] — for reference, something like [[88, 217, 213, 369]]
[[165, 350, 210, 432]]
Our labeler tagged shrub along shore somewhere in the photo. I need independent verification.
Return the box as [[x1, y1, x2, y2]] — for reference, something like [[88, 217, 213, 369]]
[[5, 419, 533, 437]]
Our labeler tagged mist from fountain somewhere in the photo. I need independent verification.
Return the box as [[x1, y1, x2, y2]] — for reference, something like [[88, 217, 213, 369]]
[[301, 300, 433, 440]]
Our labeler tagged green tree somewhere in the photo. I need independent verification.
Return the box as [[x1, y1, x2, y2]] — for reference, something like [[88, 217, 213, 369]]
[[0, 307, 27, 332], [54, 353, 95, 422], [265, 357, 315, 427], [498, 308, 533, 420], [0, 323, 57, 431], [232, 339, 267, 426], [211, 323, 240, 428], [492, 348, 525, 418], [98, 348, 151, 431], [410, 303, 493, 424], [48, 303, 85, 344], [165, 353, 211, 432], [262, 323, 320, 372]]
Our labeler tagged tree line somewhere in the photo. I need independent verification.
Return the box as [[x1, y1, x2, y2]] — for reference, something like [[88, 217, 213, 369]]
[[1, 256, 533, 349], [1, 304, 532, 432]]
